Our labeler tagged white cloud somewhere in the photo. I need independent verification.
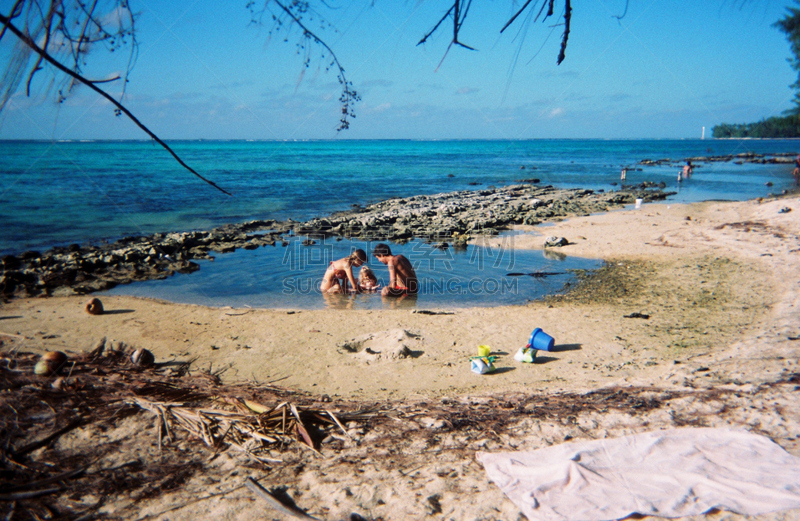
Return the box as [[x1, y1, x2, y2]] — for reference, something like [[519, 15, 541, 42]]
[[369, 103, 392, 114]]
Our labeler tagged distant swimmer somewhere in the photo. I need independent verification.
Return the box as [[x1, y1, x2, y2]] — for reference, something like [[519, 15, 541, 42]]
[[683, 160, 693, 179]]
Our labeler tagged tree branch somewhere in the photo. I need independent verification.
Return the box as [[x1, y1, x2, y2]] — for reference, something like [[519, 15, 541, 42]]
[[0, 12, 231, 196], [418, 5, 454, 46], [271, 0, 359, 131], [420, 1, 477, 59], [613, 0, 629, 21], [557, 0, 571, 65], [501, 0, 536, 33], [25, 2, 56, 96], [0, 0, 25, 43]]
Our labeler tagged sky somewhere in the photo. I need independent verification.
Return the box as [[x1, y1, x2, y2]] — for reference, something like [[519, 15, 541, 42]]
[[0, 0, 797, 140]]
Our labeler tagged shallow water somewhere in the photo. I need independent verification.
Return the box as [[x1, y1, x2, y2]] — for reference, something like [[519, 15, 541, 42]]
[[5, 138, 797, 309], [2, 139, 797, 255], [98, 237, 602, 310]]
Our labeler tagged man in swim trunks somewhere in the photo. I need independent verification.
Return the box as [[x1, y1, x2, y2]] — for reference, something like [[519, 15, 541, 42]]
[[372, 243, 418, 297]]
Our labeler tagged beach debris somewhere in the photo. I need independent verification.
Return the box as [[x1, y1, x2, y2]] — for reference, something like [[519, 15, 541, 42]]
[[33, 351, 68, 376], [130, 395, 366, 460], [426, 494, 443, 515], [477, 345, 491, 357], [544, 236, 569, 248], [623, 312, 650, 320], [130, 348, 155, 367], [507, 271, 563, 278], [88, 337, 106, 359], [470, 356, 496, 374], [225, 310, 255, 316], [84, 297, 104, 315], [245, 478, 319, 520], [779, 207, 792, 214], [412, 309, 454, 315]]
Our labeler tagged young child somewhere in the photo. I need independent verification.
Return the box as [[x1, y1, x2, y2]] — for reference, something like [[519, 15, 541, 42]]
[[372, 243, 418, 297], [358, 265, 379, 291], [320, 249, 367, 294]]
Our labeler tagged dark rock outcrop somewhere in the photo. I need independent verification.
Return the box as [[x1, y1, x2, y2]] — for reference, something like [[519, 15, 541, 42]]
[[1, 185, 673, 299]]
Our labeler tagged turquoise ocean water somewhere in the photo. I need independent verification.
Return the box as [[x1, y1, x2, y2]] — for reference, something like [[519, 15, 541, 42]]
[[2, 139, 797, 308]]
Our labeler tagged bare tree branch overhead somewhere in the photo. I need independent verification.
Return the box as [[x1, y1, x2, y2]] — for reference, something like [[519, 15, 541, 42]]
[[424, 0, 573, 66], [0, 0, 234, 195], [1, 1, 580, 162], [0, 0, 138, 113], [247, 0, 360, 131]]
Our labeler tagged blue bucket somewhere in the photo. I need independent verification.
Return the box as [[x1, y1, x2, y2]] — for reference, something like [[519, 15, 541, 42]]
[[529, 328, 554, 351]]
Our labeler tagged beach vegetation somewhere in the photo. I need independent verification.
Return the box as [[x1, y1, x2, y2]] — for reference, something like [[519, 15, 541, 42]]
[[711, 115, 800, 138], [774, 0, 800, 116]]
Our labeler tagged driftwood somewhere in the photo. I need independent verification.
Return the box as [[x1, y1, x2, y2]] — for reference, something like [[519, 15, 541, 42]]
[[245, 478, 319, 520], [0, 348, 378, 520], [129, 396, 360, 462]]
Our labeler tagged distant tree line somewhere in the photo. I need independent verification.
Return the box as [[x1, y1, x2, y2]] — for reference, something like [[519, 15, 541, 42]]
[[712, 115, 800, 138]]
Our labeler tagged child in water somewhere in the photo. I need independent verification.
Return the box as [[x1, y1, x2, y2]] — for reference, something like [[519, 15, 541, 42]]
[[320, 249, 367, 294], [358, 265, 380, 291]]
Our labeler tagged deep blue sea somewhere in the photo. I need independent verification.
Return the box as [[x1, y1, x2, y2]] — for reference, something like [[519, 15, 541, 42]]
[[2, 139, 797, 309]]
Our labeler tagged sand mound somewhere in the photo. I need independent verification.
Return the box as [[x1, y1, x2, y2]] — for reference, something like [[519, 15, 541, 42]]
[[338, 329, 422, 361]]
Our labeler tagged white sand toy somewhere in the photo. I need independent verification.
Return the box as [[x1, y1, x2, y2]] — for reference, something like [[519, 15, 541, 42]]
[[471, 356, 496, 374], [514, 346, 537, 363]]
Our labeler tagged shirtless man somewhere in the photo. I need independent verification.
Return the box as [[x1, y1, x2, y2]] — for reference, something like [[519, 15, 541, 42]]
[[372, 243, 418, 297]]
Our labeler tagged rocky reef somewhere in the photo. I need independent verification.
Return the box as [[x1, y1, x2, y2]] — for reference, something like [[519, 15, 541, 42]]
[[1, 184, 672, 298]]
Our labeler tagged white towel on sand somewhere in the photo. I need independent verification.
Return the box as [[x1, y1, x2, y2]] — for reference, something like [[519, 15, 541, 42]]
[[477, 427, 800, 521]]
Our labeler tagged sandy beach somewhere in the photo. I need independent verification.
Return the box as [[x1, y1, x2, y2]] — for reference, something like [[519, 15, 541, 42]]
[[2, 194, 800, 520]]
